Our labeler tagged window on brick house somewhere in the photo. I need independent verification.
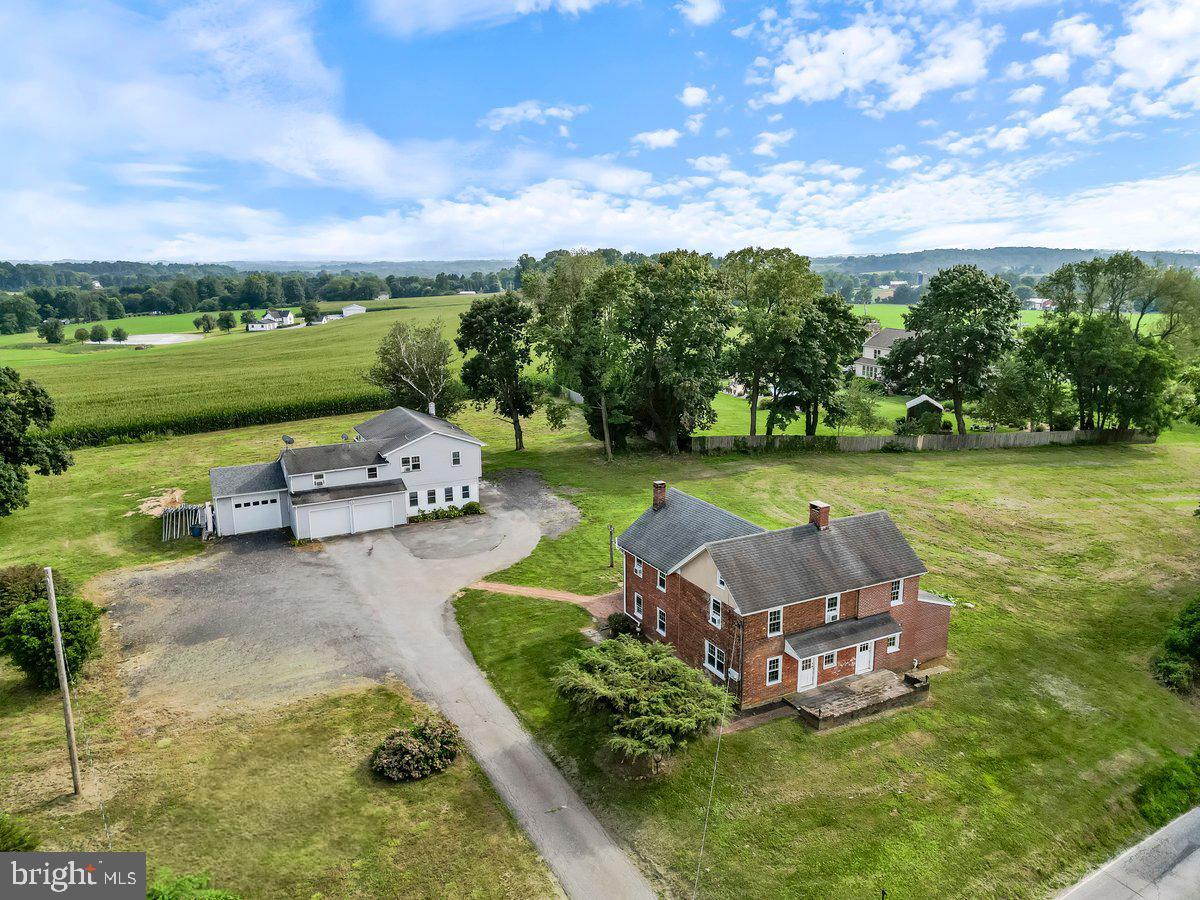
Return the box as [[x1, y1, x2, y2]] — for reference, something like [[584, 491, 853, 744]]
[[822, 651, 837, 668], [656, 608, 666, 636], [633, 592, 643, 619], [633, 557, 643, 577], [767, 608, 782, 637], [886, 634, 900, 653], [890, 579, 903, 605], [825, 595, 840, 623], [709, 596, 722, 629], [704, 641, 726, 678], [766, 656, 782, 685], [656, 571, 666, 592]]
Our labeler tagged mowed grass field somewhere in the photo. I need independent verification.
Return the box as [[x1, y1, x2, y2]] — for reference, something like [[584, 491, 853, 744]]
[[2, 403, 1200, 896]]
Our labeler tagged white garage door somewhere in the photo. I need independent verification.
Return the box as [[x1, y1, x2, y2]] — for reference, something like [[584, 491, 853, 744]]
[[352, 499, 394, 534], [232, 495, 283, 534], [308, 504, 352, 539]]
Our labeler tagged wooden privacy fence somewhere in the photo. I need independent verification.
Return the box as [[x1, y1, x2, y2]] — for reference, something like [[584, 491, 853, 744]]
[[687, 429, 1155, 455], [162, 502, 213, 541]]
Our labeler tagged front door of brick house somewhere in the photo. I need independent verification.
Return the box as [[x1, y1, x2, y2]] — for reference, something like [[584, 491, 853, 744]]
[[855, 642, 874, 675], [797, 656, 816, 691]]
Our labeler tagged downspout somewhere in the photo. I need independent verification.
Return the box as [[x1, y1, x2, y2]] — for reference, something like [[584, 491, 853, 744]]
[[735, 615, 745, 709]]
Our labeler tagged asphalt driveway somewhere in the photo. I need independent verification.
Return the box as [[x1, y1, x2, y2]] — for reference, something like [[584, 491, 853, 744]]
[[101, 470, 653, 899]]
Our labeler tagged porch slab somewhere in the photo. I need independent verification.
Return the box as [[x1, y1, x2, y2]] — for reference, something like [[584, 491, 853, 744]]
[[785, 670, 929, 730]]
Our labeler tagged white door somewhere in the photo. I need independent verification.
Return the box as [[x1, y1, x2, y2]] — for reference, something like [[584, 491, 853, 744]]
[[308, 504, 352, 539], [797, 656, 817, 691], [855, 642, 874, 674], [352, 499, 393, 534], [232, 495, 283, 534]]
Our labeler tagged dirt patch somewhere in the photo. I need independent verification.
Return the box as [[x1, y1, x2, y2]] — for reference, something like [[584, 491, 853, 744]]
[[488, 469, 581, 539], [137, 488, 185, 517]]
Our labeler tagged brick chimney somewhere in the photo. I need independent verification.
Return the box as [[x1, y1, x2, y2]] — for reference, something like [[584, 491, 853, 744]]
[[653, 480, 667, 510], [809, 500, 830, 530]]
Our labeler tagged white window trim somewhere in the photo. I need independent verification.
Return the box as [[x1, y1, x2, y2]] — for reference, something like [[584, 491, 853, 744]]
[[312, 472, 326, 487], [633, 592, 643, 619], [890, 578, 904, 606], [716, 573, 726, 588], [824, 595, 840, 624], [633, 557, 643, 577], [822, 651, 837, 669], [886, 634, 900, 653], [766, 655, 782, 686], [704, 641, 726, 680], [656, 571, 667, 592], [709, 596, 722, 629], [656, 608, 666, 636], [766, 607, 783, 637], [451, 451, 461, 466]]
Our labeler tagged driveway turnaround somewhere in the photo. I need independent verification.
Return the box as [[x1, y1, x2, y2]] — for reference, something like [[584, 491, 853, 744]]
[[105, 471, 654, 899], [1059, 807, 1200, 899]]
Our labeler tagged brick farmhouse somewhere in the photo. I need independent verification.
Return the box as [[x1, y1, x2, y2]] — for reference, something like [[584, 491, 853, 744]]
[[616, 482, 952, 710]]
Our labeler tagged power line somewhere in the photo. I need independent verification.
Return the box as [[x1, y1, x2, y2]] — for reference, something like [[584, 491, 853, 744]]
[[691, 684, 731, 900]]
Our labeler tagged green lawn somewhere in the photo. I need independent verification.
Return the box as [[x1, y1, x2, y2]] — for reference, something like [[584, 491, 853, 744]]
[[0, 659, 554, 898], [458, 422, 1200, 898]]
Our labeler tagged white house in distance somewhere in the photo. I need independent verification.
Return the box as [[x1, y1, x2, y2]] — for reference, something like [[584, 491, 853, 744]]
[[342, 304, 366, 316], [208, 406, 483, 540], [246, 308, 295, 331], [853, 327, 913, 381]]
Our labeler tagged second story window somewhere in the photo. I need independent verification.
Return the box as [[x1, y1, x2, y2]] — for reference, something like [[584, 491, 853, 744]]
[[890, 579, 903, 605], [656, 571, 666, 592], [313, 472, 325, 487], [717, 573, 726, 588], [399, 455, 421, 472], [825, 595, 840, 623], [451, 450, 461, 466], [709, 596, 722, 629], [767, 608, 782, 637], [366, 466, 378, 480], [633, 557, 643, 577]]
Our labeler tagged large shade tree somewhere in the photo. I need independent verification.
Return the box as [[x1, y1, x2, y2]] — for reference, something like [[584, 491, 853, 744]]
[[457, 292, 537, 450], [0, 368, 72, 517], [367, 319, 464, 419], [883, 265, 1021, 434]]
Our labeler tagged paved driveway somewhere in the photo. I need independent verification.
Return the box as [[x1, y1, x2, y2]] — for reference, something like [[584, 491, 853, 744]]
[[1059, 808, 1200, 899], [102, 472, 653, 899]]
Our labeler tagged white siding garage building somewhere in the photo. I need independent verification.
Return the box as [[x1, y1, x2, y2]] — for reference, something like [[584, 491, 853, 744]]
[[209, 406, 484, 541]]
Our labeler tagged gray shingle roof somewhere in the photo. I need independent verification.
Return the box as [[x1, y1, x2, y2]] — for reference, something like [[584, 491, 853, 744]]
[[707, 511, 926, 614], [209, 460, 286, 498], [616, 488, 764, 575], [280, 441, 387, 476], [784, 612, 901, 659], [864, 327, 913, 350], [290, 478, 407, 506], [354, 406, 483, 454]]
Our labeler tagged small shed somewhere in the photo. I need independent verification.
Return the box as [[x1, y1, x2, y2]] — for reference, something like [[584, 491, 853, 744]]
[[906, 394, 944, 420]]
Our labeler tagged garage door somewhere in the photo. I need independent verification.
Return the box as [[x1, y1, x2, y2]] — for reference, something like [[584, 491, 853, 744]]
[[308, 504, 352, 539], [352, 499, 394, 534], [232, 495, 284, 534]]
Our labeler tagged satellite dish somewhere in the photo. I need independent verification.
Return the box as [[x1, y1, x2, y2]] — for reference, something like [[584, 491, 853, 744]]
[[341, 433, 349, 442], [281, 435, 294, 446]]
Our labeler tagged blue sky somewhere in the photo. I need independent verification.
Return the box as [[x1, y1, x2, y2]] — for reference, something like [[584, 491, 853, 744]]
[[0, 0, 1197, 261]]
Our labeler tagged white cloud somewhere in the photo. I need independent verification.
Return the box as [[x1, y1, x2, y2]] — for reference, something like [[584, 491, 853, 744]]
[[761, 17, 1000, 114], [1046, 15, 1105, 57], [886, 154, 925, 170], [1008, 84, 1045, 105], [679, 85, 710, 107], [685, 113, 706, 134], [752, 129, 795, 156], [632, 128, 683, 149], [1113, 0, 1200, 91], [366, 0, 612, 37], [689, 154, 731, 172], [478, 100, 588, 131], [676, 0, 722, 26], [111, 163, 213, 191]]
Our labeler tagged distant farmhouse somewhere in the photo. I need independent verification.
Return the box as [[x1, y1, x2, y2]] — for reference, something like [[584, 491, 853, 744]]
[[247, 308, 294, 331], [852, 327, 912, 382], [617, 484, 951, 712], [209, 407, 483, 540]]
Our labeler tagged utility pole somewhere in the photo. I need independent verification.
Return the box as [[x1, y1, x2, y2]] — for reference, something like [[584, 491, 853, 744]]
[[608, 524, 615, 568], [45, 567, 82, 796]]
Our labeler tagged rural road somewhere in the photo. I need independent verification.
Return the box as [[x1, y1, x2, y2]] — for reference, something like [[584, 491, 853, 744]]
[[109, 472, 654, 899], [1059, 808, 1200, 899]]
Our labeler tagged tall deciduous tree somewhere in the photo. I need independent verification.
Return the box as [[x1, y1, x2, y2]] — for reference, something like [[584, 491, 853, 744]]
[[723, 247, 824, 436], [627, 251, 733, 453], [367, 319, 464, 419], [0, 368, 72, 517], [457, 293, 537, 450], [883, 265, 1021, 434]]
